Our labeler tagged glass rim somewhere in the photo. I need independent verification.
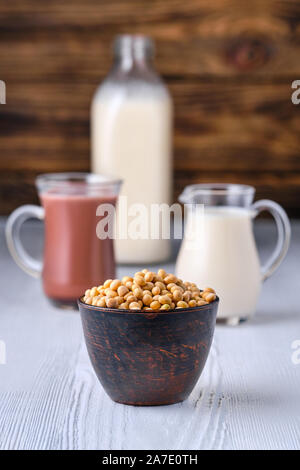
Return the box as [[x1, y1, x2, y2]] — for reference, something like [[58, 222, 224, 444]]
[[180, 183, 255, 198], [36, 172, 122, 189]]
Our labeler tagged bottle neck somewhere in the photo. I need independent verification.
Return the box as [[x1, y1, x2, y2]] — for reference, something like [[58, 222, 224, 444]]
[[113, 35, 154, 71]]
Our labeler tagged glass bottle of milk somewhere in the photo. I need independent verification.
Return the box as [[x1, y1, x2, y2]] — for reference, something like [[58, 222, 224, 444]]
[[91, 35, 173, 264]]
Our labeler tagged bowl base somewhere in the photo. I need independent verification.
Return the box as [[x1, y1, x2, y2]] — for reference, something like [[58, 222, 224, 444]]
[[113, 398, 184, 407]]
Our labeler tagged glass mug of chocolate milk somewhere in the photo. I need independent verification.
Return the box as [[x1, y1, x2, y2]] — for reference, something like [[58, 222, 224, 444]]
[[6, 173, 122, 308]]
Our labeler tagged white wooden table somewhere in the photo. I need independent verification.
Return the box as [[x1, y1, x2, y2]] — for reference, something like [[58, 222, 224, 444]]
[[0, 218, 299, 450]]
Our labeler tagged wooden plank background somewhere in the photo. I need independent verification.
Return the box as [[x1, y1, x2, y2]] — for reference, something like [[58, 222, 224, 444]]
[[0, 0, 300, 215]]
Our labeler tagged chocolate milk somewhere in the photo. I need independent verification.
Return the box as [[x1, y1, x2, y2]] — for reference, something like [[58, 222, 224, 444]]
[[40, 192, 116, 302]]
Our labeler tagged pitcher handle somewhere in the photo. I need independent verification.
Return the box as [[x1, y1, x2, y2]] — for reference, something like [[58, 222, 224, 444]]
[[251, 200, 291, 282], [5, 205, 45, 278]]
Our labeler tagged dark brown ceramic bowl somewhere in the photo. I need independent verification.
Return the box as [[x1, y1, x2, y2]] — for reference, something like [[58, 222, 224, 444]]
[[78, 297, 219, 406]]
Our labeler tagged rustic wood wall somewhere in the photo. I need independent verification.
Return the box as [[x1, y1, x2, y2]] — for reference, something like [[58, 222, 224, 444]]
[[0, 0, 300, 215]]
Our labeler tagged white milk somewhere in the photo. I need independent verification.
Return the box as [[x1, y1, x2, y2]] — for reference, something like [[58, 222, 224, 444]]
[[175, 207, 261, 319], [92, 93, 172, 263]]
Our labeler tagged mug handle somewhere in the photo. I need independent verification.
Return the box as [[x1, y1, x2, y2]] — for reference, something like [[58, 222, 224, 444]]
[[5, 205, 45, 278], [251, 200, 291, 282]]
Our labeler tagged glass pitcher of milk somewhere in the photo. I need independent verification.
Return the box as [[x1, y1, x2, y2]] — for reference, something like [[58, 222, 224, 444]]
[[175, 184, 291, 325], [91, 35, 173, 264]]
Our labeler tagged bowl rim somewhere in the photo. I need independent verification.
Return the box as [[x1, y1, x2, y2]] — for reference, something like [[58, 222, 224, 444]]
[[78, 295, 219, 315]]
